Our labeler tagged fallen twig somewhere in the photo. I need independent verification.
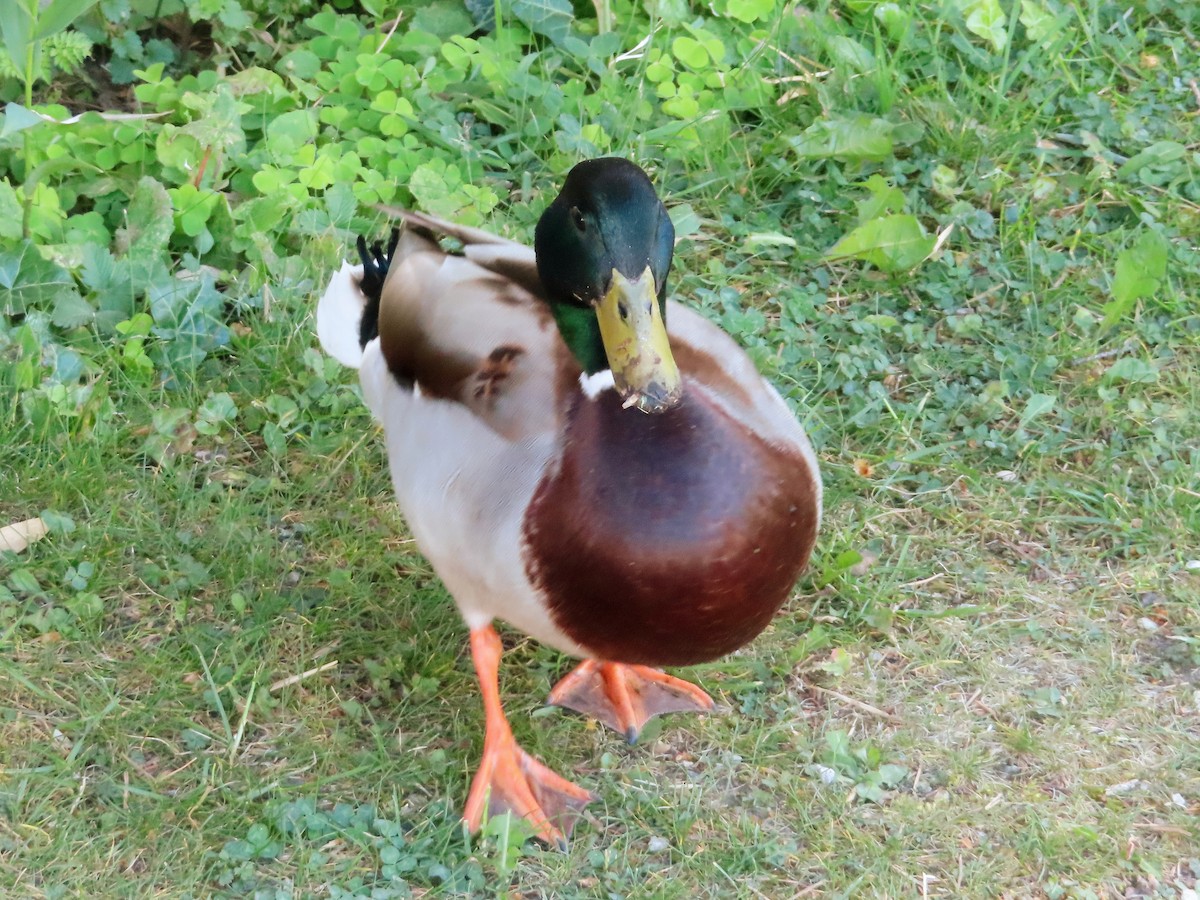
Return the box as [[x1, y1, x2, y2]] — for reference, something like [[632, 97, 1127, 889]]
[[269, 660, 338, 693], [811, 684, 901, 723], [1068, 339, 1136, 368], [1131, 822, 1191, 836]]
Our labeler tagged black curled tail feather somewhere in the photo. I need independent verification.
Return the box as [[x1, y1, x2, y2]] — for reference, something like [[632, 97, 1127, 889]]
[[356, 228, 400, 349]]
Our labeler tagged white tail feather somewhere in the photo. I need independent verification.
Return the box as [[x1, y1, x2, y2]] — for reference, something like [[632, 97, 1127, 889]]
[[316, 261, 367, 368]]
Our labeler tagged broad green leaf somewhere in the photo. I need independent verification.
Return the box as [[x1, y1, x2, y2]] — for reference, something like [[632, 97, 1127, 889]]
[[216, 1, 250, 30], [512, 0, 574, 46], [823, 729, 856, 774], [116, 313, 153, 338], [51, 291, 95, 328], [265, 108, 318, 156], [672, 36, 710, 68], [0, 2, 32, 73], [198, 392, 238, 426], [49, 346, 83, 386], [238, 192, 292, 233], [409, 159, 460, 218], [724, 0, 774, 23], [149, 274, 231, 373], [874, 2, 909, 39], [825, 35, 875, 73], [832, 550, 862, 571], [856, 175, 905, 223], [1116, 141, 1186, 180], [116, 176, 174, 279], [370, 90, 413, 118], [251, 165, 294, 195], [959, 0, 1007, 52], [225, 66, 285, 96], [721, 304, 765, 338], [325, 182, 357, 227], [1017, 392, 1056, 428], [856, 781, 886, 803], [826, 214, 934, 272], [262, 421, 287, 456], [0, 179, 22, 240], [464, 0, 498, 29], [0, 240, 77, 316], [890, 120, 926, 148], [1103, 230, 1168, 326], [645, 0, 688, 25], [411, 0, 474, 39], [931, 164, 959, 200], [23, 157, 102, 209], [9, 565, 46, 594], [168, 184, 220, 237], [32, 0, 100, 39], [1114, 232, 1168, 303], [682, 26, 726, 64], [790, 115, 894, 161], [820, 648, 855, 678], [178, 84, 245, 155], [668, 203, 702, 239], [154, 127, 204, 174], [661, 86, 700, 120], [1104, 358, 1158, 384], [134, 62, 165, 83], [278, 47, 321, 79], [81, 244, 136, 330], [2, 103, 45, 138], [264, 394, 299, 421], [1019, 0, 1060, 44], [861, 313, 899, 330], [297, 151, 336, 189]]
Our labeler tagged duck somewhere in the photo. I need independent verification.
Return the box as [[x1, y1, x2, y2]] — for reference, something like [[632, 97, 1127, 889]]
[[316, 157, 821, 848]]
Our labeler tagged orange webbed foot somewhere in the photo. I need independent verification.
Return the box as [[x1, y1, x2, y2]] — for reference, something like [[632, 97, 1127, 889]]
[[462, 727, 594, 850], [548, 660, 716, 743], [464, 627, 594, 849]]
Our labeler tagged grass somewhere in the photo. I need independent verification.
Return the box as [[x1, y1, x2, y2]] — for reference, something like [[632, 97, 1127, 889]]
[[3, 0, 1200, 897]]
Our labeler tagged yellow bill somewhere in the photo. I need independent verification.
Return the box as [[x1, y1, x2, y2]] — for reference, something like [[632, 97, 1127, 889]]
[[594, 267, 682, 414]]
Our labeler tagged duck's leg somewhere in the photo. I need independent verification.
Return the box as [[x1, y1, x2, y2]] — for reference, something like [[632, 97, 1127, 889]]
[[548, 660, 716, 744], [462, 626, 594, 849]]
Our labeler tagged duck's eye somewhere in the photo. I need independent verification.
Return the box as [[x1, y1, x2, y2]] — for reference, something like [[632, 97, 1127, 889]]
[[570, 206, 586, 233]]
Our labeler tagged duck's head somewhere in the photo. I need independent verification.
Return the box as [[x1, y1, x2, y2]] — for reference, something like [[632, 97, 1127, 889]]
[[535, 158, 681, 414]]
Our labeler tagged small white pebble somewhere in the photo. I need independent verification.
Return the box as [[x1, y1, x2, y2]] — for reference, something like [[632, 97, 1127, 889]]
[[648, 836, 670, 853], [811, 764, 838, 785], [1138, 617, 1159, 631], [1185, 559, 1200, 571], [1105, 779, 1146, 797]]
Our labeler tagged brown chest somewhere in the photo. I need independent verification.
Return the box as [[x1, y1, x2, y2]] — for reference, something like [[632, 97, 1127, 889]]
[[521, 388, 818, 666]]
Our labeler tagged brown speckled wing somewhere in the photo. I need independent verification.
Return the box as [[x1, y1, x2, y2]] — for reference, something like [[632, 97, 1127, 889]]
[[372, 212, 560, 442]]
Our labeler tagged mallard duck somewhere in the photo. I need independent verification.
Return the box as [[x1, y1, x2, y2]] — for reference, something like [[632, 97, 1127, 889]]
[[317, 158, 821, 847]]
